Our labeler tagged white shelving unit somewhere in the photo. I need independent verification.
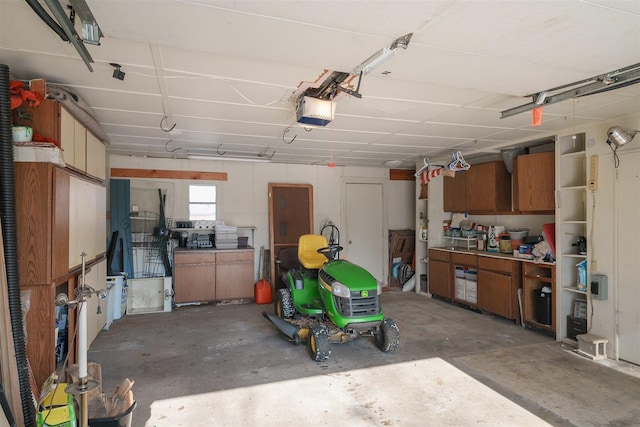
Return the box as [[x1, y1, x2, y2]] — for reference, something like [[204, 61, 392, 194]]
[[416, 196, 429, 294], [556, 132, 588, 342]]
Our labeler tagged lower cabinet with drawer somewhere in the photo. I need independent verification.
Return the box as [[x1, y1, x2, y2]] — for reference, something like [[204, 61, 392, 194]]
[[173, 248, 255, 304]]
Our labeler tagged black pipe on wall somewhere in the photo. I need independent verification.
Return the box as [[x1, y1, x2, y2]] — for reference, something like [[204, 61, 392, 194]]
[[0, 64, 36, 426]]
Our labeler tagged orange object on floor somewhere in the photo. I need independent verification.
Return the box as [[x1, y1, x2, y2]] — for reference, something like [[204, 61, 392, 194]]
[[254, 279, 272, 304]]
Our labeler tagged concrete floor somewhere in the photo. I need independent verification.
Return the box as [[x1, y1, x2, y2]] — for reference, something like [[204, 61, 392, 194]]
[[88, 289, 640, 427]]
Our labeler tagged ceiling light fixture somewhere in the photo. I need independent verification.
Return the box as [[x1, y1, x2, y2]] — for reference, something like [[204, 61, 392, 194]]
[[384, 160, 403, 168]]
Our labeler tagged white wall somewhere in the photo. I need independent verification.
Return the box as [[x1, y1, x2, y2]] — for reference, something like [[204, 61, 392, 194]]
[[108, 155, 415, 284], [426, 112, 640, 361]]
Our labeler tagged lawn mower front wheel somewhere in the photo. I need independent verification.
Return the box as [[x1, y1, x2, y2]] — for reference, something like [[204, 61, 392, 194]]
[[375, 318, 400, 352], [308, 324, 330, 362]]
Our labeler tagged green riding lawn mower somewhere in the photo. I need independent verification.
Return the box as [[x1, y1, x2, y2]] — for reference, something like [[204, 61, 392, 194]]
[[263, 229, 399, 362]]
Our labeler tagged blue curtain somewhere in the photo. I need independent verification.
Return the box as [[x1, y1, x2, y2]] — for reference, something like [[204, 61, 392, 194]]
[[109, 179, 134, 278]]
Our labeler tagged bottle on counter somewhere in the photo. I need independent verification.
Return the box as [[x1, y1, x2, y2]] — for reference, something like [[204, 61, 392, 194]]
[[476, 232, 486, 251]]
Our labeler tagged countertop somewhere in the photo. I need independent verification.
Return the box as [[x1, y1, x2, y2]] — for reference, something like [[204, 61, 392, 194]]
[[429, 246, 555, 266], [174, 246, 254, 252]]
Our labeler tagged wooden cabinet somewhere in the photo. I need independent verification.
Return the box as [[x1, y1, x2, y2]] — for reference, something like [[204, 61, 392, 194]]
[[478, 270, 513, 319], [216, 250, 254, 299], [467, 161, 511, 212], [513, 151, 555, 212], [173, 248, 255, 303], [522, 262, 555, 332], [15, 162, 70, 285], [174, 251, 216, 303], [442, 161, 511, 213], [86, 131, 106, 180], [477, 256, 521, 321], [428, 249, 451, 298], [443, 174, 466, 212], [28, 99, 106, 180], [15, 161, 106, 387], [68, 175, 106, 270]]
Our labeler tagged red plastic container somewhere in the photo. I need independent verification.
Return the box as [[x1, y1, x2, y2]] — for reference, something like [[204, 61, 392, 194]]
[[254, 279, 272, 304]]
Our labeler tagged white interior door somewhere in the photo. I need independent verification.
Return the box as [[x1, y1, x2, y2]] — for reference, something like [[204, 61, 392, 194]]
[[344, 182, 384, 282], [618, 152, 640, 364]]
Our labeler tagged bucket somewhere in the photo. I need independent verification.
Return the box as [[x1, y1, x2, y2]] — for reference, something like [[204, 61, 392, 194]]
[[254, 279, 272, 304]]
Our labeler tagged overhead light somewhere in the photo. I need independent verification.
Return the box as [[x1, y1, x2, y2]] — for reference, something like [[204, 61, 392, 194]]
[[384, 160, 403, 168], [187, 155, 271, 163], [607, 126, 639, 148], [296, 96, 335, 127], [351, 33, 414, 76]]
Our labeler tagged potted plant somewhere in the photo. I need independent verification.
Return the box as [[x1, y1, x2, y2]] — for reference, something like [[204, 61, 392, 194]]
[[9, 80, 42, 143]]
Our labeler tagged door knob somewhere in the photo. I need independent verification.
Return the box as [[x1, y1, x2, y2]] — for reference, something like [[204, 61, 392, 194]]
[[348, 240, 352, 244]]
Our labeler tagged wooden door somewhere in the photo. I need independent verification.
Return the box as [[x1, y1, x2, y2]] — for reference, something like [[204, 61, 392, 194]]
[[269, 184, 313, 283], [216, 250, 254, 299], [428, 259, 451, 298], [478, 269, 513, 319], [443, 174, 467, 212], [513, 152, 555, 211], [173, 251, 216, 303]]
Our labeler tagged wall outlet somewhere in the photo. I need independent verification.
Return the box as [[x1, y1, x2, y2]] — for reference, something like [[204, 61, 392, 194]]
[[589, 155, 598, 191]]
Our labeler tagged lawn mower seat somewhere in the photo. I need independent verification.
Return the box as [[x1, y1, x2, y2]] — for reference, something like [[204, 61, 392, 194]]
[[298, 234, 328, 270], [276, 246, 301, 288]]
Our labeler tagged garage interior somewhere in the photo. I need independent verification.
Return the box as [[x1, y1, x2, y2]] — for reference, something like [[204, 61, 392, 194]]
[[1, 1, 640, 426], [87, 291, 640, 427]]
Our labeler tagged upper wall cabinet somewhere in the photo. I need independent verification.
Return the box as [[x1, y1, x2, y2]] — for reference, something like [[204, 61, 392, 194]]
[[443, 173, 467, 212], [29, 99, 106, 180], [443, 161, 511, 213], [467, 161, 511, 212], [513, 151, 555, 212]]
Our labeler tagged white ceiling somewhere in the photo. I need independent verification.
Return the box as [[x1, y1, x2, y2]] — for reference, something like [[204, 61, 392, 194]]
[[2, 0, 639, 168]]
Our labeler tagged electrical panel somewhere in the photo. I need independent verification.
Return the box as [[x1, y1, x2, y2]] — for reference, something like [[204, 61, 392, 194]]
[[591, 273, 608, 300]]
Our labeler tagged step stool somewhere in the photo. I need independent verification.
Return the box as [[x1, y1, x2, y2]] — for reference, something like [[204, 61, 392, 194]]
[[576, 334, 608, 361]]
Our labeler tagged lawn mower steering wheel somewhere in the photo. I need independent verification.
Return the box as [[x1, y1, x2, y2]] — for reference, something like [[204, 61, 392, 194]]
[[317, 244, 343, 260]]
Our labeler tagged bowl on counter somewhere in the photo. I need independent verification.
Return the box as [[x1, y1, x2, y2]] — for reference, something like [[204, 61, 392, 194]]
[[508, 228, 529, 240]]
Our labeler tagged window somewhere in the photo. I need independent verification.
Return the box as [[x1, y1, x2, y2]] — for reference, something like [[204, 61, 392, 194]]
[[189, 185, 216, 220]]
